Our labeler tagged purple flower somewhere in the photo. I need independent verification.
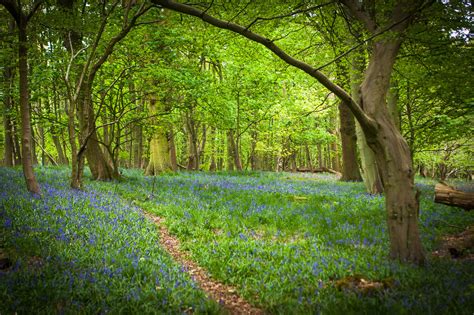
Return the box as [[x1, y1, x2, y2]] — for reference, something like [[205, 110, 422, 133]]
[[4, 218, 12, 228]]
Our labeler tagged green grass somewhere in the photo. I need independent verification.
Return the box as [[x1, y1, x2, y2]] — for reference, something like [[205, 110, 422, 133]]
[[2, 166, 474, 314]]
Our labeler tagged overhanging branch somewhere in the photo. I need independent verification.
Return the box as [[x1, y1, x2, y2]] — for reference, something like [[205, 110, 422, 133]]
[[151, 0, 377, 133]]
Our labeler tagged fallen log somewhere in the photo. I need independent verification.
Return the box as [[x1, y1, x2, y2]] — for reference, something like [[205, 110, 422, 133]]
[[297, 167, 341, 176], [434, 183, 474, 211]]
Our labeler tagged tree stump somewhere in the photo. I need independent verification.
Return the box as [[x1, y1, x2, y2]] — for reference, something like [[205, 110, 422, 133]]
[[434, 183, 474, 210]]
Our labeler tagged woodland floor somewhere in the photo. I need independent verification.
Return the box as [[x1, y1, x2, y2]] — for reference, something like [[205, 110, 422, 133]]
[[144, 211, 264, 314], [1, 167, 473, 314]]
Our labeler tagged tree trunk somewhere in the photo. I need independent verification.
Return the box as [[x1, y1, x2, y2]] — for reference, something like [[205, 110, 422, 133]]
[[250, 129, 259, 170], [360, 40, 425, 265], [79, 82, 115, 180], [339, 101, 362, 181], [209, 127, 217, 171], [12, 124, 22, 165], [317, 143, 323, 168], [331, 141, 340, 172], [226, 130, 234, 171], [351, 49, 383, 194], [131, 85, 143, 169], [168, 130, 178, 171], [3, 57, 15, 166], [52, 134, 69, 165], [185, 111, 199, 170], [18, 21, 40, 194], [356, 123, 384, 193], [145, 98, 173, 175], [229, 130, 242, 171]]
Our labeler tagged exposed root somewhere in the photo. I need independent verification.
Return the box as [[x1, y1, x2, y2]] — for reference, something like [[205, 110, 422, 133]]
[[143, 212, 264, 315]]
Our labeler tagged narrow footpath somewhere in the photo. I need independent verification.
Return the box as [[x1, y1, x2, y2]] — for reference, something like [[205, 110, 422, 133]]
[[143, 212, 264, 315]]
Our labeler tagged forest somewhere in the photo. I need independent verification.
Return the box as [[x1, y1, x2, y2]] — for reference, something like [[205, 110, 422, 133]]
[[0, 0, 473, 314]]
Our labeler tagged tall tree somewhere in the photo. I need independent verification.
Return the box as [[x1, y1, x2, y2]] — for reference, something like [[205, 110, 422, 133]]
[[145, 97, 173, 174], [152, 0, 429, 264], [62, 1, 153, 187], [1, 0, 43, 194], [2, 17, 16, 167]]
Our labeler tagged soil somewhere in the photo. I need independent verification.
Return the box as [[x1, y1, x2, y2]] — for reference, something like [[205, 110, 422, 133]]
[[432, 225, 474, 261], [143, 212, 264, 315]]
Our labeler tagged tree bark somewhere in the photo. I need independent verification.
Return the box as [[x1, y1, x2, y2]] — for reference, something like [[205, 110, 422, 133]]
[[226, 130, 234, 171], [350, 49, 383, 194], [152, 0, 427, 265], [209, 127, 217, 171], [434, 183, 474, 210], [80, 82, 115, 180], [361, 39, 425, 265], [168, 129, 178, 171], [227, 130, 242, 171], [145, 97, 172, 175], [18, 17, 40, 193], [339, 101, 362, 181], [3, 53, 15, 166]]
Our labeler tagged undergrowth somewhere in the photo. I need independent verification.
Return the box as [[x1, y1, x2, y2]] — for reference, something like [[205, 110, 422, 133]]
[[1, 166, 473, 314]]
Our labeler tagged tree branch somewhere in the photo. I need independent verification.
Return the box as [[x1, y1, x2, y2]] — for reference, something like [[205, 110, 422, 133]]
[[151, 0, 377, 133], [246, 1, 335, 30]]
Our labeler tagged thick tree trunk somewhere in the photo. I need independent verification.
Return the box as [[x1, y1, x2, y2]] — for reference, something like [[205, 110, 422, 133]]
[[80, 82, 115, 180], [145, 98, 173, 175], [18, 22, 40, 194], [339, 101, 362, 181], [361, 40, 425, 265]]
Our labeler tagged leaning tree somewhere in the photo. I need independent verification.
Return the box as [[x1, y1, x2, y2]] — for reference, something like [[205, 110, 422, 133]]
[[150, 0, 442, 265]]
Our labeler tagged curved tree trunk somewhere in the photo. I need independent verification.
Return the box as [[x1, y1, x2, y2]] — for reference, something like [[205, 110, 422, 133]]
[[150, 0, 427, 265], [360, 40, 424, 265]]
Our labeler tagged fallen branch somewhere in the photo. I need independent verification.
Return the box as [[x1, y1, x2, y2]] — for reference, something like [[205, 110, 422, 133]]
[[434, 182, 474, 211]]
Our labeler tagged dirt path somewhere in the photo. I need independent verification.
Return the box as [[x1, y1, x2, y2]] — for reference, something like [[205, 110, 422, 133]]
[[143, 212, 264, 315]]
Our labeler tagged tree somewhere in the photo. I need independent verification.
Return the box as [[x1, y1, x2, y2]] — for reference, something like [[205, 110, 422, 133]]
[[61, 0, 153, 188], [1, 0, 43, 194], [151, 0, 431, 264], [145, 97, 173, 174]]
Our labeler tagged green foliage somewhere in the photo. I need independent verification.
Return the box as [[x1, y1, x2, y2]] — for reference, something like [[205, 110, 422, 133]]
[[91, 168, 474, 314]]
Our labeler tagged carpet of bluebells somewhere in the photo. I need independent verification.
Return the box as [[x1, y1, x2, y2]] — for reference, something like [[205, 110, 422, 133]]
[[95, 169, 474, 314], [1, 167, 474, 314], [0, 167, 219, 314]]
